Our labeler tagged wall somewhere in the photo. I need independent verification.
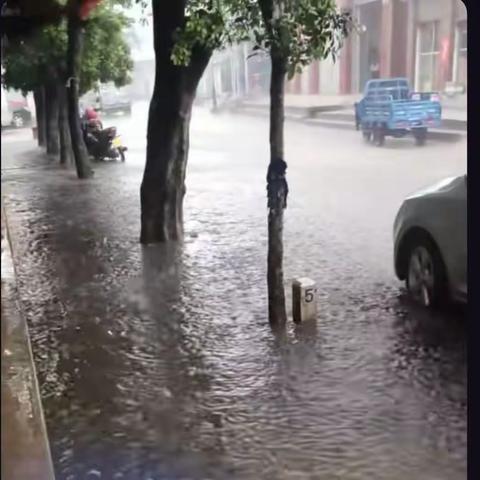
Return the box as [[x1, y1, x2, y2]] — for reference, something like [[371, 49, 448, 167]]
[[413, 0, 456, 91], [452, 1, 467, 88], [320, 56, 341, 95], [301, 64, 311, 94], [390, 0, 409, 77], [351, 0, 382, 92], [455, 0, 466, 20]]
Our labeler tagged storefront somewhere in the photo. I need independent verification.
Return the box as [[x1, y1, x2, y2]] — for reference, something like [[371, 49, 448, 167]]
[[412, 0, 464, 93], [452, 18, 467, 91], [247, 51, 271, 96], [414, 20, 441, 91], [352, 0, 383, 92]]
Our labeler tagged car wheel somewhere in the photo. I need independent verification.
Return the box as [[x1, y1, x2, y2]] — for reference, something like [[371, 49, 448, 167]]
[[12, 114, 24, 128], [406, 238, 447, 308]]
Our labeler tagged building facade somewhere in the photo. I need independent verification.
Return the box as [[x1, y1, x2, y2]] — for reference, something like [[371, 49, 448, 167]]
[[304, 0, 467, 95], [199, 0, 466, 100], [199, 43, 270, 100]]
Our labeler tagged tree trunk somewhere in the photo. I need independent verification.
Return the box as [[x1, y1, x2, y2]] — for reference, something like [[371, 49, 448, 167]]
[[140, 1, 211, 244], [266, 54, 288, 325], [66, 8, 92, 179], [44, 79, 60, 157], [33, 87, 46, 147], [58, 84, 73, 165]]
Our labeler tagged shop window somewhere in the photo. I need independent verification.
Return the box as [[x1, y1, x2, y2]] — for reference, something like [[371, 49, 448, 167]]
[[415, 21, 440, 92], [220, 62, 232, 93], [455, 20, 467, 88]]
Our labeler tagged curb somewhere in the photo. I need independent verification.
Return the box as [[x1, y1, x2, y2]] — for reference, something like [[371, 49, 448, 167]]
[[1, 201, 56, 480], [229, 107, 466, 143], [235, 102, 467, 131]]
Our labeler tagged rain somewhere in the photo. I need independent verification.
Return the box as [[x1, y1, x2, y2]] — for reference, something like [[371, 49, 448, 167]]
[[2, 1, 467, 479]]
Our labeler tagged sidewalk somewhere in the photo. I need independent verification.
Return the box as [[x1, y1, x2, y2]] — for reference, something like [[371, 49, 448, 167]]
[[237, 93, 467, 128], [0, 125, 467, 479], [1, 201, 55, 480], [246, 93, 359, 111]]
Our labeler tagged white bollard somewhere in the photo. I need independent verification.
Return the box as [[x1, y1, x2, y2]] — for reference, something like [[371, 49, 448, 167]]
[[292, 277, 317, 323]]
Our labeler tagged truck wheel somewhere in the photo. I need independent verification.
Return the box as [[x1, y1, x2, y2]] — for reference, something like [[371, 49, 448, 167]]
[[373, 128, 385, 147], [362, 131, 372, 143], [414, 129, 427, 146]]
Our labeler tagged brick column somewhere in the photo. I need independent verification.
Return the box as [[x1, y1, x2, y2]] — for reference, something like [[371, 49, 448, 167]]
[[379, 0, 394, 78], [405, 0, 417, 84], [338, 0, 353, 94], [436, 0, 455, 91], [390, 0, 409, 77], [339, 38, 352, 94], [444, 0, 457, 84], [309, 61, 320, 94], [439, 36, 452, 89], [293, 73, 302, 94]]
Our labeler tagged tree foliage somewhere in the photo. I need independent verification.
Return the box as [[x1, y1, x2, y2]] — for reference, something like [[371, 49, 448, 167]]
[[2, 0, 133, 94], [80, 2, 134, 92], [2, 23, 67, 93], [1, 0, 67, 41], [170, 1, 250, 66], [170, 0, 351, 78]]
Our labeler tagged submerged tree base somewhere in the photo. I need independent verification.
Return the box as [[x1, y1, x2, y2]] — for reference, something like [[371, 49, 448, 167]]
[[140, 3, 210, 245], [268, 206, 288, 325]]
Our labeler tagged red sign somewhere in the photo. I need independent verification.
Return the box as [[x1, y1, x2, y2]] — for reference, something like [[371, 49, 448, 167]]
[[439, 37, 451, 81], [79, 0, 101, 20], [440, 37, 450, 65]]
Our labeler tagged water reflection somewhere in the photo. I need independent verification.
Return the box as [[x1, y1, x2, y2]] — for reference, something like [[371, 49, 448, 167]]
[[2, 128, 466, 480]]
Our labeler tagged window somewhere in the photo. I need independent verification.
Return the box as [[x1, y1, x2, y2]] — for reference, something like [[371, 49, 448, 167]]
[[458, 21, 467, 54], [456, 21, 467, 87], [220, 61, 232, 93], [415, 22, 440, 91]]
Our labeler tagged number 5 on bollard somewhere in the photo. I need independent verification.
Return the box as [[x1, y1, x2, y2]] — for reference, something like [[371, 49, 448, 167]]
[[305, 287, 315, 303], [292, 278, 317, 323]]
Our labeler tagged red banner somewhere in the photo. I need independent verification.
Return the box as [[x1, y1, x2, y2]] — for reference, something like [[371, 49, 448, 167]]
[[79, 0, 101, 20], [440, 37, 449, 64]]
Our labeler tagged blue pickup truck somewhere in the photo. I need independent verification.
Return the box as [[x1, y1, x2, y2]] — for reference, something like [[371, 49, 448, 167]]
[[354, 77, 442, 146]]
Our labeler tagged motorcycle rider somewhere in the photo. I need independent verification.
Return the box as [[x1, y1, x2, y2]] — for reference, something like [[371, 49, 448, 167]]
[[81, 106, 117, 159], [83, 106, 103, 131]]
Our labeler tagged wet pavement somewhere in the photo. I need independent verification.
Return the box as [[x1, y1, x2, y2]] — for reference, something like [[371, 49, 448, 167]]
[[1, 104, 467, 479], [2, 203, 55, 480]]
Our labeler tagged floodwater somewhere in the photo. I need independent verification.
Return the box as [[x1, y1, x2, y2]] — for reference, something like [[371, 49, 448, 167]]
[[1, 105, 466, 479]]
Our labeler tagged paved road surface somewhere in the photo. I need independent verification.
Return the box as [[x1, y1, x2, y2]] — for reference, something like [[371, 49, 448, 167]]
[[1, 104, 467, 480]]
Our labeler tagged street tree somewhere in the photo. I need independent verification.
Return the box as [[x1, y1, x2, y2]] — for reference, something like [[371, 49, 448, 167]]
[[66, 0, 94, 177], [66, 0, 132, 178], [1, 0, 66, 41], [2, 23, 69, 158], [140, 0, 349, 324], [138, 0, 249, 243], [254, 0, 351, 324], [2, 0, 133, 170]]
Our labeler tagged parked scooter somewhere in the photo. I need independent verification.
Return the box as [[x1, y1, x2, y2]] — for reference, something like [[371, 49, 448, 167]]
[[82, 120, 127, 162]]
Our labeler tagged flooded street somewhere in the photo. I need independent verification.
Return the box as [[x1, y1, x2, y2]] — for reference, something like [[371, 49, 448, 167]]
[[1, 104, 467, 480]]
